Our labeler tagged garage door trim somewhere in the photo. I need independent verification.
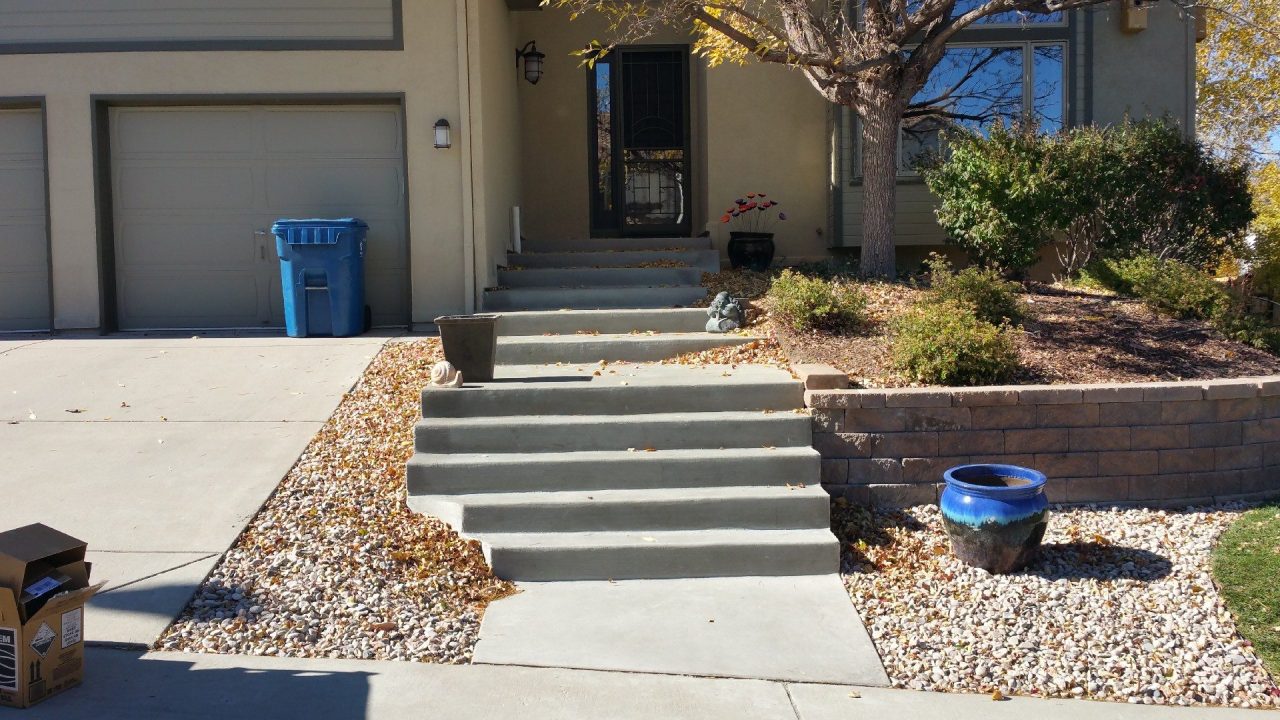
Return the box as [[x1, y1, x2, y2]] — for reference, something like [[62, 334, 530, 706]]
[[91, 93, 412, 332], [0, 96, 53, 334]]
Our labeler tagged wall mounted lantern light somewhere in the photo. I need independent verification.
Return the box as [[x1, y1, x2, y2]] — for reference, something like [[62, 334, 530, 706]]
[[433, 118, 451, 149], [515, 41, 545, 85]]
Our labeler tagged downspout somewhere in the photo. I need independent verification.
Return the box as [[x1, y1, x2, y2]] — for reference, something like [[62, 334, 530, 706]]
[[457, 0, 479, 313], [1185, 5, 1196, 137]]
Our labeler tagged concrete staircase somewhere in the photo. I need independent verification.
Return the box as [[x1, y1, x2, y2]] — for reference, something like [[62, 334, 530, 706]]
[[484, 237, 719, 312], [407, 308, 838, 581]]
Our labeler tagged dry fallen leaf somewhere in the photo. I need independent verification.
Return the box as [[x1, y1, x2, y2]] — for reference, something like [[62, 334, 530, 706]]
[[991, 690, 1006, 702]]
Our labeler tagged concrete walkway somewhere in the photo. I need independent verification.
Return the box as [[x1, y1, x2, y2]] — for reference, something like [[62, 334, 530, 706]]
[[0, 332, 388, 646], [475, 575, 888, 685], [22, 648, 1273, 719]]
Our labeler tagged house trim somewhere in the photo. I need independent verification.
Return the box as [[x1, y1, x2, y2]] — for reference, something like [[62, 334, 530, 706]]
[[89, 92, 413, 334], [0, 0, 404, 55]]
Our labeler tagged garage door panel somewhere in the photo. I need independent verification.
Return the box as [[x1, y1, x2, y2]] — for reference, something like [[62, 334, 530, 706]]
[[117, 164, 255, 211], [261, 109, 401, 156], [113, 109, 256, 156], [0, 273, 49, 329], [0, 223, 48, 267], [0, 166, 45, 213], [112, 105, 408, 330], [0, 109, 49, 332], [116, 220, 258, 267], [264, 162, 401, 209], [118, 271, 263, 327]]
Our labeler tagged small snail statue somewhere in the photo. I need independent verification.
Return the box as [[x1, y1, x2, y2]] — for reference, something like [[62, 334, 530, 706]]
[[429, 360, 464, 388]]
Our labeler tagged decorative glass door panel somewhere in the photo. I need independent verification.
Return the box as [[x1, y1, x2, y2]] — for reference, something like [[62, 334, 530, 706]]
[[588, 47, 691, 237]]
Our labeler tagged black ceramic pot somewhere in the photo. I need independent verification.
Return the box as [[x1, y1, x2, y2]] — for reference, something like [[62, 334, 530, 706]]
[[727, 232, 775, 272]]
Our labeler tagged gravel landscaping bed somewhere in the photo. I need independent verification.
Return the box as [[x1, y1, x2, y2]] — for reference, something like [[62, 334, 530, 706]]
[[159, 339, 514, 662], [837, 501, 1280, 708]]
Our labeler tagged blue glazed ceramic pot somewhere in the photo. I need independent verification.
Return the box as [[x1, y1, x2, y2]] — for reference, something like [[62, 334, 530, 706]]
[[940, 463, 1049, 574]]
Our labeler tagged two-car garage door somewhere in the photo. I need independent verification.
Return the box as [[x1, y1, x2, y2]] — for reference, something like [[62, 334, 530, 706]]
[[110, 105, 408, 330]]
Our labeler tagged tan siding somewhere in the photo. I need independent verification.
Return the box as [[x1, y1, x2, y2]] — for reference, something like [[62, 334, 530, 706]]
[[0, 0, 395, 45]]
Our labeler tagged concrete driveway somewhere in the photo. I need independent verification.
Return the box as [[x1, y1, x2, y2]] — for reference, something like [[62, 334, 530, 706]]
[[0, 333, 389, 646]]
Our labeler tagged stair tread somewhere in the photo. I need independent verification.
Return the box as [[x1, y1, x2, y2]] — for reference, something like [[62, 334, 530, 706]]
[[480, 527, 838, 549], [417, 409, 810, 428], [496, 332, 757, 344], [411, 446, 816, 464], [434, 484, 828, 507]]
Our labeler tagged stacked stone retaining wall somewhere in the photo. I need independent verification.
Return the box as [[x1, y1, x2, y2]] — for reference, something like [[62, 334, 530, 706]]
[[806, 377, 1280, 507]]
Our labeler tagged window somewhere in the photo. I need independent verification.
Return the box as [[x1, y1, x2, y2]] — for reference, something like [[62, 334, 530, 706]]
[[947, 0, 1065, 25], [898, 42, 1065, 171]]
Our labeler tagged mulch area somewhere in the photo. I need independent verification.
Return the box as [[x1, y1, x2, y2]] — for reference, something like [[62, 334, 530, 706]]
[[718, 275, 1280, 387]]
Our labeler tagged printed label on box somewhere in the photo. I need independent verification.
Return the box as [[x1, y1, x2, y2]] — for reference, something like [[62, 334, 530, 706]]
[[61, 608, 82, 649], [29, 623, 55, 658], [0, 627, 16, 692]]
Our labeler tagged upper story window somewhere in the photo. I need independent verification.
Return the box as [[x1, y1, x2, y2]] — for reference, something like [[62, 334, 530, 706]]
[[900, 42, 1066, 172], [946, 0, 1065, 25]]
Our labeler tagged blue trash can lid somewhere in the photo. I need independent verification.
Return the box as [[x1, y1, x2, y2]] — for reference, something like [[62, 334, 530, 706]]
[[271, 218, 368, 230]]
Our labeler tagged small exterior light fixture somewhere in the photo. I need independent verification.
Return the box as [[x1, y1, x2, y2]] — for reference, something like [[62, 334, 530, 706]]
[[433, 118, 451, 149], [515, 41, 545, 85]]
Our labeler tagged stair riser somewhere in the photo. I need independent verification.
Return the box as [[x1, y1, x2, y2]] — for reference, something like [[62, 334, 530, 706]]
[[431, 494, 830, 533], [415, 417, 811, 453], [498, 267, 704, 288], [521, 237, 713, 253], [484, 539, 840, 581], [484, 286, 707, 312], [509, 250, 719, 273], [496, 309, 708, 336], [422, 383, 802, 417], [495, 335, 750, 364], [406, 453, 820, 494]]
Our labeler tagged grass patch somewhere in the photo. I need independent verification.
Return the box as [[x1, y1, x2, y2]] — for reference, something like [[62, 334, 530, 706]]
[[1213, 504, 1280, 678]]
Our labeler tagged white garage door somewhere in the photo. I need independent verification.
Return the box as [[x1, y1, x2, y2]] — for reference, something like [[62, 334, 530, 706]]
[[0, 109, 50, 332], [110, 105, 408, 330]]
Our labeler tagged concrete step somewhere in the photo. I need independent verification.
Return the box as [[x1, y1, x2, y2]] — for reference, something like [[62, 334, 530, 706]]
[[421, 365, 802, 416], [495, 332, 752, 364], [406, 447, 820, 495], [414, 411, 811, 454], [498, 266, 704, 288], [410, 484, 831, 534], [483, 286, 707, 312], [507, 249, 720, 273], [495, 309, 709, 336], [479, 528, 840, 580], [521, 236, 714, 253]]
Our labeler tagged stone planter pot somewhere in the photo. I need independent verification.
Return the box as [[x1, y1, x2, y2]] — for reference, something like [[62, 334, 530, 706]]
[[727, 232, 775, 272], [940, 463, 1049, 574], [434, 313, 500, 383]]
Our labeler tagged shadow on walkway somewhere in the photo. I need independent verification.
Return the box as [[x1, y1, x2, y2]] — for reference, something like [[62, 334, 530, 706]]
[[26, 649, 372, 719]]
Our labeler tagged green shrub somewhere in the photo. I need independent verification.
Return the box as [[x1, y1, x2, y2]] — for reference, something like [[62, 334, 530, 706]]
[[925, 255, 1024, 325], [890, 300, 1020, 386], [1251, 224, 1280, 300], [921, 119, 1254, 277], [767, 269, 867, 333], [920, 123, 1059, 275]]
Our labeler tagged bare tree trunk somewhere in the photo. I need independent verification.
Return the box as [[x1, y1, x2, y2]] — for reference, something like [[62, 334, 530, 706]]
[[858, 97, 903, 278]]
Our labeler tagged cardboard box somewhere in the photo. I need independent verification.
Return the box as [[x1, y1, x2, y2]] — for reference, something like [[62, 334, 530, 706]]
[[0, 524, 102, 709]]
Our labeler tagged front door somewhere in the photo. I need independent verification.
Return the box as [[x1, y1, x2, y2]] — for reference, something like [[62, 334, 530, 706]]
[[588, 47, 692, 237]]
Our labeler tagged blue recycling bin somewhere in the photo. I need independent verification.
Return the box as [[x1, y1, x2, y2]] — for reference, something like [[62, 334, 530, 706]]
[[272, 218, 369, 338]]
